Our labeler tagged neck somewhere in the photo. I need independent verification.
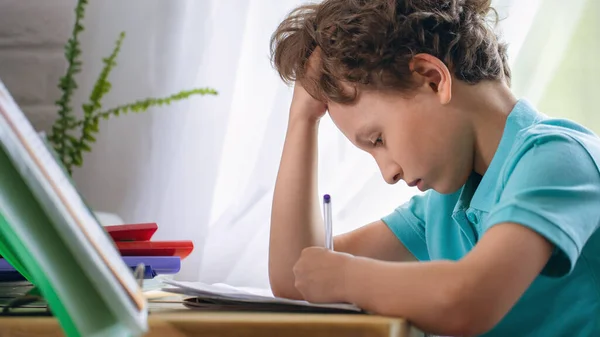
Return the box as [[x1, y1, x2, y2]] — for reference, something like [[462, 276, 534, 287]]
[[454, 80, 518, 176]]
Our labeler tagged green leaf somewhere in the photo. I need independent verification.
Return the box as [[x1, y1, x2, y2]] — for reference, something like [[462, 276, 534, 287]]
[[80, 141, 92, 152], [84, 133, 96, 142], [72, 30, 126, 160], [67, 135, 79, 147], [87, 87, 218, 124], [72, 153, 83, 167], [50, 0, 89, 172]]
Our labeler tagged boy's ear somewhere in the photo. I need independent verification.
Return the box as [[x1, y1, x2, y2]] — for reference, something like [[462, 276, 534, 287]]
[[410, 54, 452, 104]]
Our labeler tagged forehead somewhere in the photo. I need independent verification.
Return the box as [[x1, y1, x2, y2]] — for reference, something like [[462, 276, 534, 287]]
[[327, 100, 368, 140], [327, 90, 392, 136]]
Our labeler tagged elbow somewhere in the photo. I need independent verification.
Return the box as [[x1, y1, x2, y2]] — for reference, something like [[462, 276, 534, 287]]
[[270, 282, 303, 300], [268, 268, 303, 300], [269, 279, 295, 299], [440, 305, 499, 337], [436, 283, 504, 336], [270, 284, 291, 299], [268, 270, 287, 298]]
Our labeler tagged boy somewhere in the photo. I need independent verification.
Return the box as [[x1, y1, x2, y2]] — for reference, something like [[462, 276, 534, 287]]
[[268, 0, 600, 336]]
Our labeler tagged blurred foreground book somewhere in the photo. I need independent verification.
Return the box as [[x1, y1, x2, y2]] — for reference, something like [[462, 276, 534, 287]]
[[0, 80, 148, 337]]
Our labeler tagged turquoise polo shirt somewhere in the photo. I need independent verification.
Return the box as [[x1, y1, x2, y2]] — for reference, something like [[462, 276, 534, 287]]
[[382, 99, 600, 336]]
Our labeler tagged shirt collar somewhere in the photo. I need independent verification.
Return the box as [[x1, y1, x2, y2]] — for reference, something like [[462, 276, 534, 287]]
[[456, 99, 546, 213]]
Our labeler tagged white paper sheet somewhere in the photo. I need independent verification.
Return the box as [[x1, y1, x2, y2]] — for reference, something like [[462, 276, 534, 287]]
[[162, 279, 362, 312]]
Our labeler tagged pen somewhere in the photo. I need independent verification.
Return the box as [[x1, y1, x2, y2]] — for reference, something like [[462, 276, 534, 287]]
[[323, 194, 333, 250]]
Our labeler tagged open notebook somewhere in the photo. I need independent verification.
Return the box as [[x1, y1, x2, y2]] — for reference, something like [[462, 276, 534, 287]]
[[162, 279, 364, 314], [0, 80, 147, 336]]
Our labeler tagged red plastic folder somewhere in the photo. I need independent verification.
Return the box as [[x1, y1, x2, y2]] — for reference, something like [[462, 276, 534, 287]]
[[115, 241, 194, 260], [104, 223, 158, 242]]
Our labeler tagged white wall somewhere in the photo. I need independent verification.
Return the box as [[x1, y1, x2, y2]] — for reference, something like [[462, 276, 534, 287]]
[[0, 0, 75, 133]]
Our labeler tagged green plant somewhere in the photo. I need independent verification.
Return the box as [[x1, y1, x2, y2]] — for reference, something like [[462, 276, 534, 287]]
[[49, 0, 217, 174]]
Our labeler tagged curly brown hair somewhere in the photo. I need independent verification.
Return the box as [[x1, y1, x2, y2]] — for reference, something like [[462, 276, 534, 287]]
[[270, 0, 511, 103]]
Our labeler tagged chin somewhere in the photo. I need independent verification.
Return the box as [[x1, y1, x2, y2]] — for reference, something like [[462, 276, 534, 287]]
[[432, 186, 459, 195], [431, 178, 466, 195]]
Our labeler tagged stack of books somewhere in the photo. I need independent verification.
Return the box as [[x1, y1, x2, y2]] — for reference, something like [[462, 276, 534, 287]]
[[104, 222, 194, 280], [0, 222, 194, 282]]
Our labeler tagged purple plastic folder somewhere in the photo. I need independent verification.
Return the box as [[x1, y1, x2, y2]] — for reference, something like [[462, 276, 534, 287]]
[[121, 256, 181, 274], [0, 256, 180, 281]]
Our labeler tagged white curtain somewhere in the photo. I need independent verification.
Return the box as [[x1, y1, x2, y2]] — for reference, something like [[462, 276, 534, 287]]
[[71, 0, 589, 287]]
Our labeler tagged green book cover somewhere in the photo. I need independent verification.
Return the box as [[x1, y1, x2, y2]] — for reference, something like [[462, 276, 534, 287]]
[[0, 81, 148, 336]]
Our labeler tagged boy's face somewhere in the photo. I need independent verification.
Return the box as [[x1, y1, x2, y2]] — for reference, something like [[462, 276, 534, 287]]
[[327, 88, 474, 194]]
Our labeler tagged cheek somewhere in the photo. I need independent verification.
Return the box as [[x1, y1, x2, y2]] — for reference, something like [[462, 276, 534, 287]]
[[389, 114, 429, 157], [396, 116, 466, 169], [385, 124, 423, 169]]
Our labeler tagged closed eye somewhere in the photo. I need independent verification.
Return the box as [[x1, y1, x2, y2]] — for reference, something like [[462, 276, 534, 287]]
[[372, 136, 383, 147]]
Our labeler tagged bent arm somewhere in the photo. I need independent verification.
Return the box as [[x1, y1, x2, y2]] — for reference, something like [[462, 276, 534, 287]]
[[269, 115, 323, 300], [344, 223, 553, 336]]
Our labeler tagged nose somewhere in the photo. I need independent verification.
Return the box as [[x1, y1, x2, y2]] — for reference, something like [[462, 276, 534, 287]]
[[375, 156, 402, 185]]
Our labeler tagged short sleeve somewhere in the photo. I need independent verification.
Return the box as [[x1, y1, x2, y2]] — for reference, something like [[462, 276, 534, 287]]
[[381, 192, 430, 261], [484, 135, 600, 277]]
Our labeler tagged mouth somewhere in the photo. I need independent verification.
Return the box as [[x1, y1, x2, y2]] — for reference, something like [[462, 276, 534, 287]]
[[407, 179, 421, 188]]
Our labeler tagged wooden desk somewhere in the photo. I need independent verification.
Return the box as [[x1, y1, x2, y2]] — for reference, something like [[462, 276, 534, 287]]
[[0, 302, 424, 337]]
